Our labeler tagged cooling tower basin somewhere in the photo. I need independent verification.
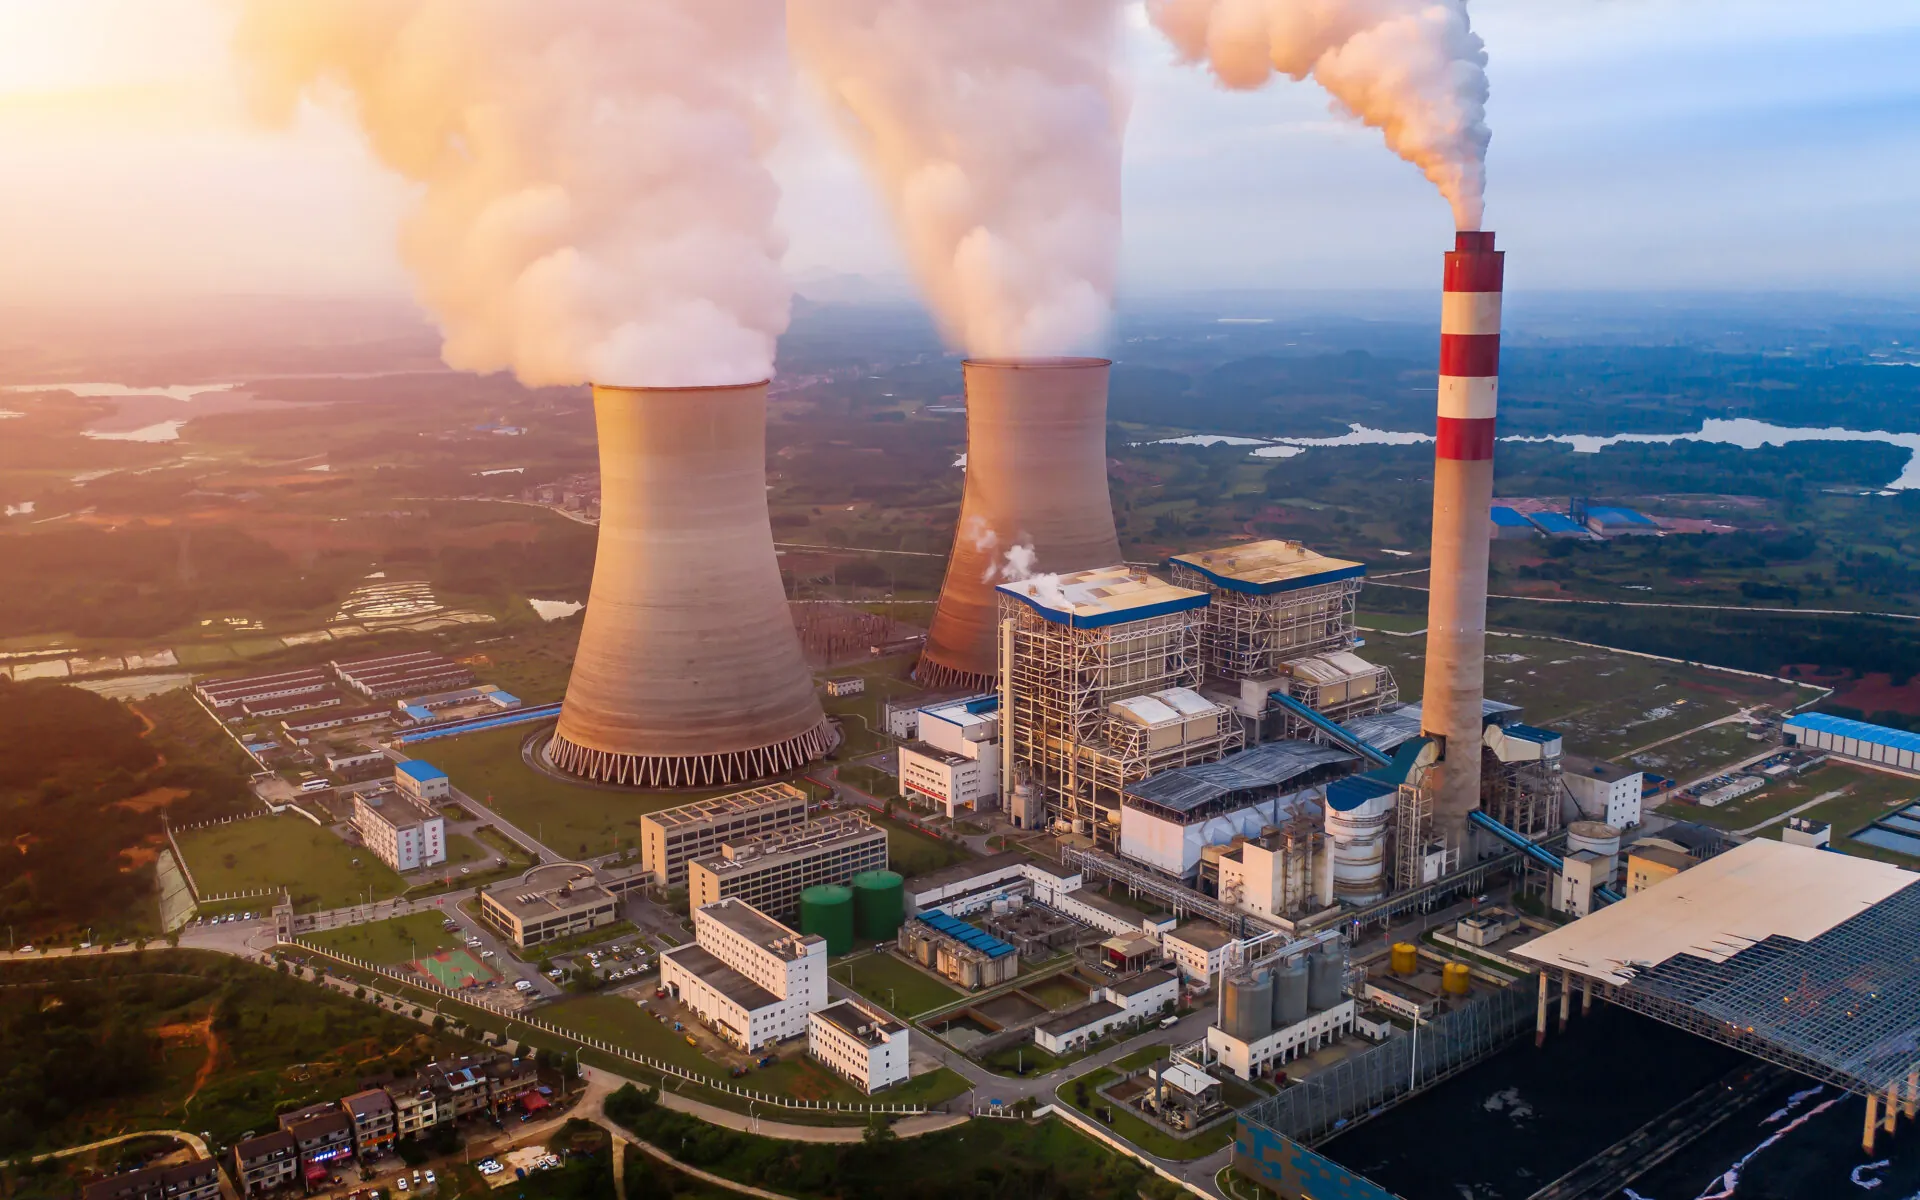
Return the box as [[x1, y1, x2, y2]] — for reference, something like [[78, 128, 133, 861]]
[[548, 381, 833, 788], [918, 357, 1123, 689]]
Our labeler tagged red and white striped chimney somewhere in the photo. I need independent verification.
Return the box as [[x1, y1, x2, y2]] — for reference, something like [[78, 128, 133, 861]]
[[1422, 229, 1503, 848]]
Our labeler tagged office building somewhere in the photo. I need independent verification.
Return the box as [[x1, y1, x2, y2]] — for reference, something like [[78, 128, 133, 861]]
[[639, 784, 810, 889], [352, 787, 445, 873], [686, 812, 888, 920], [479, 864, 620, 949], [660, 899, 827, 1050], [807, 1000, 911, 1093]]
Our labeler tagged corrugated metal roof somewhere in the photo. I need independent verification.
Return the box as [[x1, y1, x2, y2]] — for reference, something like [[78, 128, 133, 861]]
[[395, 759, 447, 781], [1124, 741, 1356, 813], [1112, 695, 1181, 726], [1490, 505, 1533, 527], [1326, 775, 1397, 812], [918, 909, 1016, 958], [1503, 724, 1563, 745], [1528, 511, 1586, 533], [1585, 505, 1657, 526], [997, 565, 1209, 629], [1167, 540, 1366, 596], [1784, 711, 1920, 752]]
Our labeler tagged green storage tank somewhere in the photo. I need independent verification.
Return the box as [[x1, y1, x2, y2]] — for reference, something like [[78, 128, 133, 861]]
[[799, 885, 855, 956], [851, 869, 905, 941]]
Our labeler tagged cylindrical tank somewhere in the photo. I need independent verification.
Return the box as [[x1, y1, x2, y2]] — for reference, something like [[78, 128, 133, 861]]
[[1420, 230, 1505, 851], [917, 358, 1123, 689], [1272, 957, 1309, 1027], [851, 870, 905, 940], [1442, 962, 1472, 996], [1566, 821, 1622, 859], [1324, 781, 1395, 903], [1223, 969, 1275, 1043], [549, 382, 833, 786], [991, 899, 1010, 915], [799, 885, 854, 956], [1307, 944, 1345, 1011], [1390, 942, 1418, 976]]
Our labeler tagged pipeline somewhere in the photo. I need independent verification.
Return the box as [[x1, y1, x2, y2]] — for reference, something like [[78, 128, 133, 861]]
[[1468, 810, 1624, 904], [1267, 691, 1392, 767]]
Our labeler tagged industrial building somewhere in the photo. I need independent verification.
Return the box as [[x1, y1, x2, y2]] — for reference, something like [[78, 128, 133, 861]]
[[1562, 755, 1643, 829], [548, 381, 833, 788], [1205, 940, 1355, 1081], [807, 999, 911, 1093], [1488, 505, 1536, 540], [478, 864, 620, 949], [1580, 504, 1660, 536], [197, 668, 331, 713], [897, 694, 1002, 817], [352, 787, 446, 873], [1165, 541, 1367, 684], [823, 676, 865, 698], [1782, 711, 1920, 773], [1162, 921, 1239, 982], [1482, 722, 1567, 840], [1525, 511, 1589, 538], [919, 357, 1123, 690], [1626, 839, 1695, 892], [685, 811, 888, 919], [899, 909, 1022, 990], [660, 899, 827, 1050], [901, 851, 1084, 918], [332, 650, 477, 700], [996, 565, 1242, 845], [638, 784, 810, 888], [1033, 968, 1180, 1054], [281, 705, 389, 736], [393, 758, 450, 804]]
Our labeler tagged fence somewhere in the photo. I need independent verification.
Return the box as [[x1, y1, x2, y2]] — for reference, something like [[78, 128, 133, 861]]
[[1032, 1104, 1211, 1200], [286, 940, 930, 1116], [162, 818, 199, 899]]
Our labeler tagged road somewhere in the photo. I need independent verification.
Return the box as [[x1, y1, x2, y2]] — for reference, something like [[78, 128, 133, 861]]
[[1365, 578, 1920, 622]]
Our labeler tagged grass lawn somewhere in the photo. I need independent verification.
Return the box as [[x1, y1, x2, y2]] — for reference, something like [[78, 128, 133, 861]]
[[541, 993, 717, 1075], [830, 951, 963, 1016], [1057, 1067, 1235, 1160], [442, 832, 489, 866], [177, 815, 406, 911], [1746, 765, 1920, 863], [979, 1041, 1071, 1077], [1627, 722, 1768, 781], [305, 911, 464, 965], [872, 814, 971, 877]]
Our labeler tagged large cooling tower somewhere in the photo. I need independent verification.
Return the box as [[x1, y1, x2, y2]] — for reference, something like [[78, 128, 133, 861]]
[[1421, 231, 1505, 845], [916, 357, 1122, 689], [547, 381, 833, 788]]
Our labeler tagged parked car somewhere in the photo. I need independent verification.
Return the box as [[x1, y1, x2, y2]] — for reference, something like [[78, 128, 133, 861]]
[[396, 1178, 408, 1192], [514, 980, 533, 992], [423, 1172, 436, 1187], [480, 950, 496, 959]]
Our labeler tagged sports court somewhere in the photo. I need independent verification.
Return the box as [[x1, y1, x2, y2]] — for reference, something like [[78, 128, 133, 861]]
[[415, 946, 500, 988]]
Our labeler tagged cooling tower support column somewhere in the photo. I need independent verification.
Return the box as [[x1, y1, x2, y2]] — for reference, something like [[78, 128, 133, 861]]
[[548, 382, 833, 788], [918, 358, 1122, 690], [1421, 231, 1504, 849]]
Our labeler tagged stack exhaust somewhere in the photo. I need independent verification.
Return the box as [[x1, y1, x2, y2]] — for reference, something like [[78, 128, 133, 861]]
[[548, 382, 833, 787], [1421, 230, 1504, 846], [917, 357, 1123, 690]]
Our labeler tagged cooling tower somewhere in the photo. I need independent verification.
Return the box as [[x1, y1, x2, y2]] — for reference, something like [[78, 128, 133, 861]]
[[1421, 231, 1504, 848], [917, 357, 1123, 689], [547, 381, 833, 788]]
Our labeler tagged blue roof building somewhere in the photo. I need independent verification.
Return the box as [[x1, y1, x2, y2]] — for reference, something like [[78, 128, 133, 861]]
[[1490, 505, 1537, 540], [1782, 712, 1920, 772], [1584, 505, 1660, 536], [1527, 511, 1589, 538]]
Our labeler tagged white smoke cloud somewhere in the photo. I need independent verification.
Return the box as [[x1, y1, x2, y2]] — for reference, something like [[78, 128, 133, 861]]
[[1148, 0, 1492, 230], [991, 540, 1068, 607], [787, 0, 1126, 357], [235, 0, 792, 388]]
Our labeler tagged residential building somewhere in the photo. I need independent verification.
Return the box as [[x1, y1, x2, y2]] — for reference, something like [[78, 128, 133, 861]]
[[807, 1000, 910, 1093], [389, 1083, 442, 1137], [660, 899, 827, 1050], [1162, 922, 1237, 983], [686, 812, 888, 920], [341, 1089, 396, 1158], [352, 787, 446, 873], [82, 1160, 222, 1200], [1562, 756, 1643, 829], [482, 1057, 541, 1112], [230, 1132, 300, 1197], [639, 784, 810, 888], [278, 1101, 354, 1183], [479, 864, 620, 949], [420, 1060, 492, 1119], [393, 759, 451, 804], [898, 695, 1001, 817], [197, 668, 331, 713]]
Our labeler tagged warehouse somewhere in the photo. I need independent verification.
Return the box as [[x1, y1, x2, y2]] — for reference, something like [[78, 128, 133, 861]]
[[332, 650, 477, 700], [1782, 711, 1920, 773], [197, 668, 332, 712], [1489, 506, 1536, 540]]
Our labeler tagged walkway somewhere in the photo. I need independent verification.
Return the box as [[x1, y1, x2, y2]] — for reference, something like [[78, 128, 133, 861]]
[[1736, 785, 1854, 836]]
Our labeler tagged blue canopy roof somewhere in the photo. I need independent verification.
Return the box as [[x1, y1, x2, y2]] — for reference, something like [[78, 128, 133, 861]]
[[917, 910, 1016, 959]]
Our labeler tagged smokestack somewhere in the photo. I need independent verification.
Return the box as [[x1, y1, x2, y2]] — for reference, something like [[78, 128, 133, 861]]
[[548, 382, 833, 787], [1421, 230, 1503, 846], [917, 358, 1122, 689]]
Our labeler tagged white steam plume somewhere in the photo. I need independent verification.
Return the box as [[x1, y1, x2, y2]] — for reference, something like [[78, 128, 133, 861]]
[[1148, 0, 1491, 230], [235, 0, 792, 388], [787, 0, 1126, 357]]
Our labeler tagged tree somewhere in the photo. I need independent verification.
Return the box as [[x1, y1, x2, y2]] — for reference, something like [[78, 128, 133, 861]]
[[433, 1015, 448, 1032], [354, 987, 366, 1000], [862, 1115, 895, 1145]]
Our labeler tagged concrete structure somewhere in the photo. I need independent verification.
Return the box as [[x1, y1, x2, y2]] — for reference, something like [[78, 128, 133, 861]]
[[352, 787, 445, 873], [1783, 711, 1920, 772], [1783, 816, 1833, 849], [82, 1160, 222, 1200], [278, 1101, 354, 1179], [1207, 998, 1356, 1081], [1163, 921, 1238, 982], [997, 565, 1241, 845], [901, 851, 1084, 918], [1554, 851, 1611, 917], [230, 1132, 299, 1197], [1120, 740, 1353, 884], [548, 381, 833, 787], [639, 784, 810, 888], [1034, 969, 1179, 1053], [478, 864, 620, 949], [900, 909, 1022, 990], [393, 759, 450, 804], [686, 811, 888, 920], [1563, 755, 1643, 829], [898, 695, 1002, 816], [807, 999, 910, 1093], [341, 1089, 396, 1158], [389, 1084, 441, 1137], [660, 899, 827, 1050], [824, 676, 864, 698], [1627, 843, 1695, 893], [1421, 230, 1505, 852], [919, 358, 1123, 690], [324, 749, 388, 775]]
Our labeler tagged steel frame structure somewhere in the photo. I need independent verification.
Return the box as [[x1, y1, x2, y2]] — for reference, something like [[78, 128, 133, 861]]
[[1164, 567, 1362, 683], [1481, 746, 1566, 841], [1061, 844, 1274, 937], [1273, 664, 1399, 737], [1000, 594, 1241, 847]]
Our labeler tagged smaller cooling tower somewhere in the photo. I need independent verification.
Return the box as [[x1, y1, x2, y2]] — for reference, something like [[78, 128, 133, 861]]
[[1307, 944, 1345, 1011], [1272, 957, 1310, 1027], [851, 870, 905, 941], [1223, 969, 1275, 1043], [800, 885, 854, 956]]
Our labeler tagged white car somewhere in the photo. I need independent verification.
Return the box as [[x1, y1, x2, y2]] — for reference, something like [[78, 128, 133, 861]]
[[397, 1179, 409, 1192], [480, 950, 495, 959], [423, 1172, 435, 1187], [465, 938, 482, 948], [477, 1161, 502, 1176], [514, 980, 533, 991]]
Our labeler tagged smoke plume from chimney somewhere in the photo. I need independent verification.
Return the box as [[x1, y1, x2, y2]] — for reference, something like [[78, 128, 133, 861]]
[[1148, 0, 1491, 230], [236, 0, 792, 387], [787, 0, 1126, 356]]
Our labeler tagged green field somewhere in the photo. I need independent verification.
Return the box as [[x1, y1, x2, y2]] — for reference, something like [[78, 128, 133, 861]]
[[177, 815, 406, 911], [1056, 1067, 1235, 1160], [1745, 765, 1920, 862], [872, 814, 971, 877], [305, 910, 466, 965], [830, 950, 964, 1016], [1627, 722, 1769, 782]]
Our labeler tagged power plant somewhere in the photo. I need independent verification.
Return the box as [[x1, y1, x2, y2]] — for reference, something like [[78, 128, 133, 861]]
[[917, 358, 1123, 690], [547, 381, 834, 788], [1420, 230, 1505, 849]]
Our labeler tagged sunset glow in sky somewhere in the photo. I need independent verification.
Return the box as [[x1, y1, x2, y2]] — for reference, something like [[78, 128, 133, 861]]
[[2, 0, 1917, 308]]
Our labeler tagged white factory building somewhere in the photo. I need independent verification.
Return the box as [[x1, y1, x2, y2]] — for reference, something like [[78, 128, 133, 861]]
[[1034, 969, 1181, 1055], [807, 1000, 911, 1093], [1783, 711, 1920, 773], [394, 759, 451, 805], [901, 851, 1084, 918], [660, 899, 827, 1051], [897, 695, 1002, 817], [1162, 922, 1240, 983], [1562, 756, 1642, 829], [352, 788, 446, 873]]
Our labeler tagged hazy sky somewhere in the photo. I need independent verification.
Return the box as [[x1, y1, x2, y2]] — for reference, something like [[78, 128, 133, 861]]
[[2, 0, 1916, 307]]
